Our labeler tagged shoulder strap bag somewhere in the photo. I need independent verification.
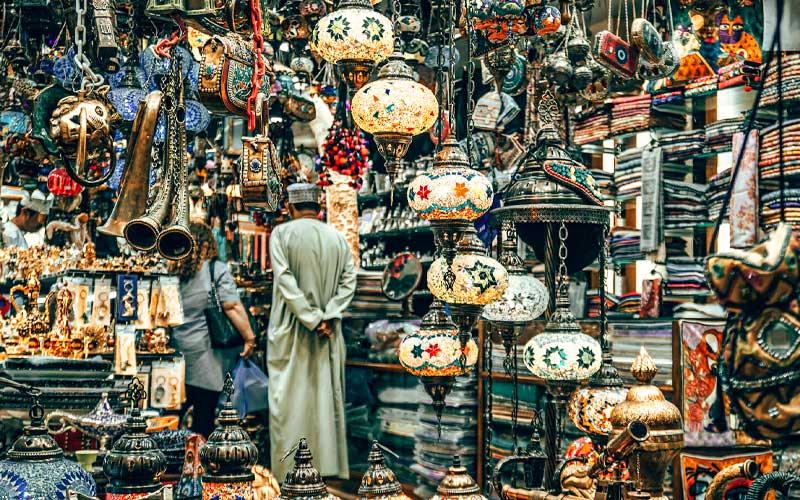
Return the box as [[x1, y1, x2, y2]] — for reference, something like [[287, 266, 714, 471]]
[[205, 259, 244, 348]]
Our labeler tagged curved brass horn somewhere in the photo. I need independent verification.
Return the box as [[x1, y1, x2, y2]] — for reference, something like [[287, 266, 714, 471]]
[[98, 91, 162, 237], [124, 68, 180, 251], [155, 79, 195, 261]]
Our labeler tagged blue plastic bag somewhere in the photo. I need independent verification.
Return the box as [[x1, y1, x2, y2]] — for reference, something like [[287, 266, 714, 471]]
[[229, 358, 269, 418]]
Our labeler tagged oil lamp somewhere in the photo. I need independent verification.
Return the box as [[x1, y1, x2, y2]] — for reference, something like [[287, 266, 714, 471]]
[[398, 300, 477, 423], [351, 52, 437, 185], [430, 456, 487, 500], [103, 379, 167, 500], [311, 0, 394, 92], [357, 441, 411, 500], [200, 374, 258, 500]]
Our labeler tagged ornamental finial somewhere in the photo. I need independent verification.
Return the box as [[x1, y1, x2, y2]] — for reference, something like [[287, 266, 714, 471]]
[[223, 372, 235, 402]]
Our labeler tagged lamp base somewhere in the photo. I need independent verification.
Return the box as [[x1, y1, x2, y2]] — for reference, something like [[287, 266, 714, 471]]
[[449, 303, 484, 364], [431, 220, 470, 289], [337, 59, 374, 92]]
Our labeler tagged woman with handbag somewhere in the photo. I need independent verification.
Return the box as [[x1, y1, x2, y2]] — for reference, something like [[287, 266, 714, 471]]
[[171, 222, 257, 437]]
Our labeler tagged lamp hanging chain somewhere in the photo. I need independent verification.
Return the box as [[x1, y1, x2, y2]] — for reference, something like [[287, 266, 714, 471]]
[[73, 0, 103, 92], [392, 0, 402, 50], [557, 222, 569, 297], [446, 0, 456, 128], [465, 6, 477, 165], [600, 224, 610, 352], [483, 321, 494, 494], [434, 2, 446, 152], [246, 0, 266, 132]]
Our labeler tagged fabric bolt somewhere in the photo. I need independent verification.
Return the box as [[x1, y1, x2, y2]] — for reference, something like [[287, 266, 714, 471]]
[[730, 130, 759, 247], [641, 146, 664, 253]]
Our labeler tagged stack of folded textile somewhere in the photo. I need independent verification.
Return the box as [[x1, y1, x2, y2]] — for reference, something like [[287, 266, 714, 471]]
[[685, 75, 718, 98], [611, 95, 652, 136], [608, 320, 673, 386], [615, 147, 643, 199], [610, 228, 644, 265], [665, 257, 708, 296], [759, 119, 800, 180], [759, 53, 800, 107], [761, 189, 800, 230], [718, 60, 761, 90], [574, 108, 611, 145], [591, 169, 615, 200], [706, 168, 732, 221], [587, 290, 619, 318], [660, 129, 706, 162], [705, 118, 743, 153], [651, 90, 684, 107], [617, 293, 641, 314], [664, 179, 708, 229]]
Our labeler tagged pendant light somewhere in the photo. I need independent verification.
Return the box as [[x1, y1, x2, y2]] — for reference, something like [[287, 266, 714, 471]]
[[200, 375, 259, 500], [357, 442, 411, 500], [398, 299, 477, 423], [103, 379, 167, 500], [351, 52, 438, 186], [311, 0, 394, 92], [276, 439, 339, 500]]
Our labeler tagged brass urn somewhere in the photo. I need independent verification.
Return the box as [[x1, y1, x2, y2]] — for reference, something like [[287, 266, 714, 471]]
[[430, 456, 487, 500], [277, 438, 339, 500], [609, 347, 683, 500], [357, 441, 411, 500]]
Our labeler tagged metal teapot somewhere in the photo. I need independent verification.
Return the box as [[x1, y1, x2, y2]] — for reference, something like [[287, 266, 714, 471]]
[[45, 392, 128, 451]]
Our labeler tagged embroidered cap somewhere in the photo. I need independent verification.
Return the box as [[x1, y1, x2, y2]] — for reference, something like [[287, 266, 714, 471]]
[[286, 183, 320, 205]]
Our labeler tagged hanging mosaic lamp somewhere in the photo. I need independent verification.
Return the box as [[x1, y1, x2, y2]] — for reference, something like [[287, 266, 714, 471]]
[[428, 228, 508, 347], [398, 300, 478, 422], [357, 441, 411, 500], [276, 439, 339, 500], [351, 52, 438, 185], [430, 456, 487, 500], [568, 347, 627, 439], [483, 226, 548, 365], [0, 398, 96, 500], [408, 138, 494, 287], [103, 379, 167, 500], [522, 290, 601, 383], [609, 347, 683, 500], [108, 58, 147, 123], [200, 374, 259, 500], [311, 0, 394, 92]]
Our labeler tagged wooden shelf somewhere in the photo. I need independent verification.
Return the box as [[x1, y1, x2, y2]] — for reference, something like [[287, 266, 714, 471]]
[[345, 360, 407, 373]]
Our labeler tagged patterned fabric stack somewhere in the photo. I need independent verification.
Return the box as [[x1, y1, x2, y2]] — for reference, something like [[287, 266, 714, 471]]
[[574, 107, 611, 145], [759, 119, 800, 180], [591, 169, 615, 201], [706, 168, 732, 222], [685, 75, 718, 98], [664, 179, 708, 229], [610, 228, 644, 265], [660, 129, 706, 162], [761, 189, 800, 230], [617, 293, 641, 314], [615, 147, 643, 199], [705, 117, 743, 154], [611, 95, 652, 136], [759, 53, 800, 107], [587, 290, 619, 318], [652, 90, 684, 107], [665, 257, 709, 297], [718, 60, 760, 90]]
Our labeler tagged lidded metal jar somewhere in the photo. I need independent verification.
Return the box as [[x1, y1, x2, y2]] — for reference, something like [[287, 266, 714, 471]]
[[357, 442, 411, 500], [0, 400, 96, 500], [609, 347, 683, 500], [430, 456, 487, 500], [103, 380, 167, 500], [277, 438, 339, 500], [200, 375, 258, 500]]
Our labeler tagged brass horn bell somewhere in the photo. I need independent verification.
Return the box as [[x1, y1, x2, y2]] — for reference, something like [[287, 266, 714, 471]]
[[98, 91, 162, 237]]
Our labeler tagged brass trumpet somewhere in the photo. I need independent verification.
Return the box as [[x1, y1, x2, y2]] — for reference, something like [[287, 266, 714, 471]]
[[98, 91, 162, 237], [123, 53, 195, 260]]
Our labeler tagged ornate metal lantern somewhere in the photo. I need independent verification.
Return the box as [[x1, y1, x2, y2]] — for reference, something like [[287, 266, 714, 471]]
[[311, 0, 394, 92], [200, 374, 258, 500], [398, 300, 477, 423], [0, 397, 96, 500], [276, 439, 339, 500], [609, 347, 683, 500], [357, 442, 411, 500], [351, 52, 438, 185], [103, 379, 167, 500], [430, 456, 487, 500], [45, 392, 128, 452]]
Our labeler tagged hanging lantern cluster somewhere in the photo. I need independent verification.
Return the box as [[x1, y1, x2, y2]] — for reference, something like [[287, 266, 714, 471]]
[[311, 0, 394, 92], [351, 52, 438, 186]]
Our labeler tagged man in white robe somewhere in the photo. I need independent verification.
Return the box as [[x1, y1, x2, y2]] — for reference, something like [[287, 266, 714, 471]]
[[267, 183, 357, 481]]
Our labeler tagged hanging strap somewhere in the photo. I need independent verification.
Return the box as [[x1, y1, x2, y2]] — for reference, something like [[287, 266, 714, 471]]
[[208, 259, 223, 308], [710, 0, 786, 246]]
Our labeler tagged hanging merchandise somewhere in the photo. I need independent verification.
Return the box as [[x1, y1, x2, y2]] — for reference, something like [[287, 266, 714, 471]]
[[240, 94, 283, 211], [316, 122, 371, 190]]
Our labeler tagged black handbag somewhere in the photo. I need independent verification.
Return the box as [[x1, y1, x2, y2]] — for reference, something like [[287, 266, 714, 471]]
[[205, 260, 243, 349]]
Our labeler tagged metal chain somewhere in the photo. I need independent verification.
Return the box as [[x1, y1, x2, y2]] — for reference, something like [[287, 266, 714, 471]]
[[483, 322, 494, 494], [465, 6, 476, 164], [246, 0, 266, 131], [446, 0, 456, 124], [434, 1, 445, 152], [73, 0, 103, 91], [600, 225, 610, 351], [557, 222, 569, 296], [392, 0, 402, 50]]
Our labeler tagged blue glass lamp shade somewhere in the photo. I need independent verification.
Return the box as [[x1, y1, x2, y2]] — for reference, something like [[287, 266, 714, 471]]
[[141, 46, 194, 92], [0, 409, 96, 500], [51, 48, 79, 88], [108, 62, 147, 122], [0, 110, 31, 137], [185, 98, 211, 134]]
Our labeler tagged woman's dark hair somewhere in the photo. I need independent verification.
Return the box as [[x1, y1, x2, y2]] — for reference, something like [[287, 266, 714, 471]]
[[171, 221, 219, 280]]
